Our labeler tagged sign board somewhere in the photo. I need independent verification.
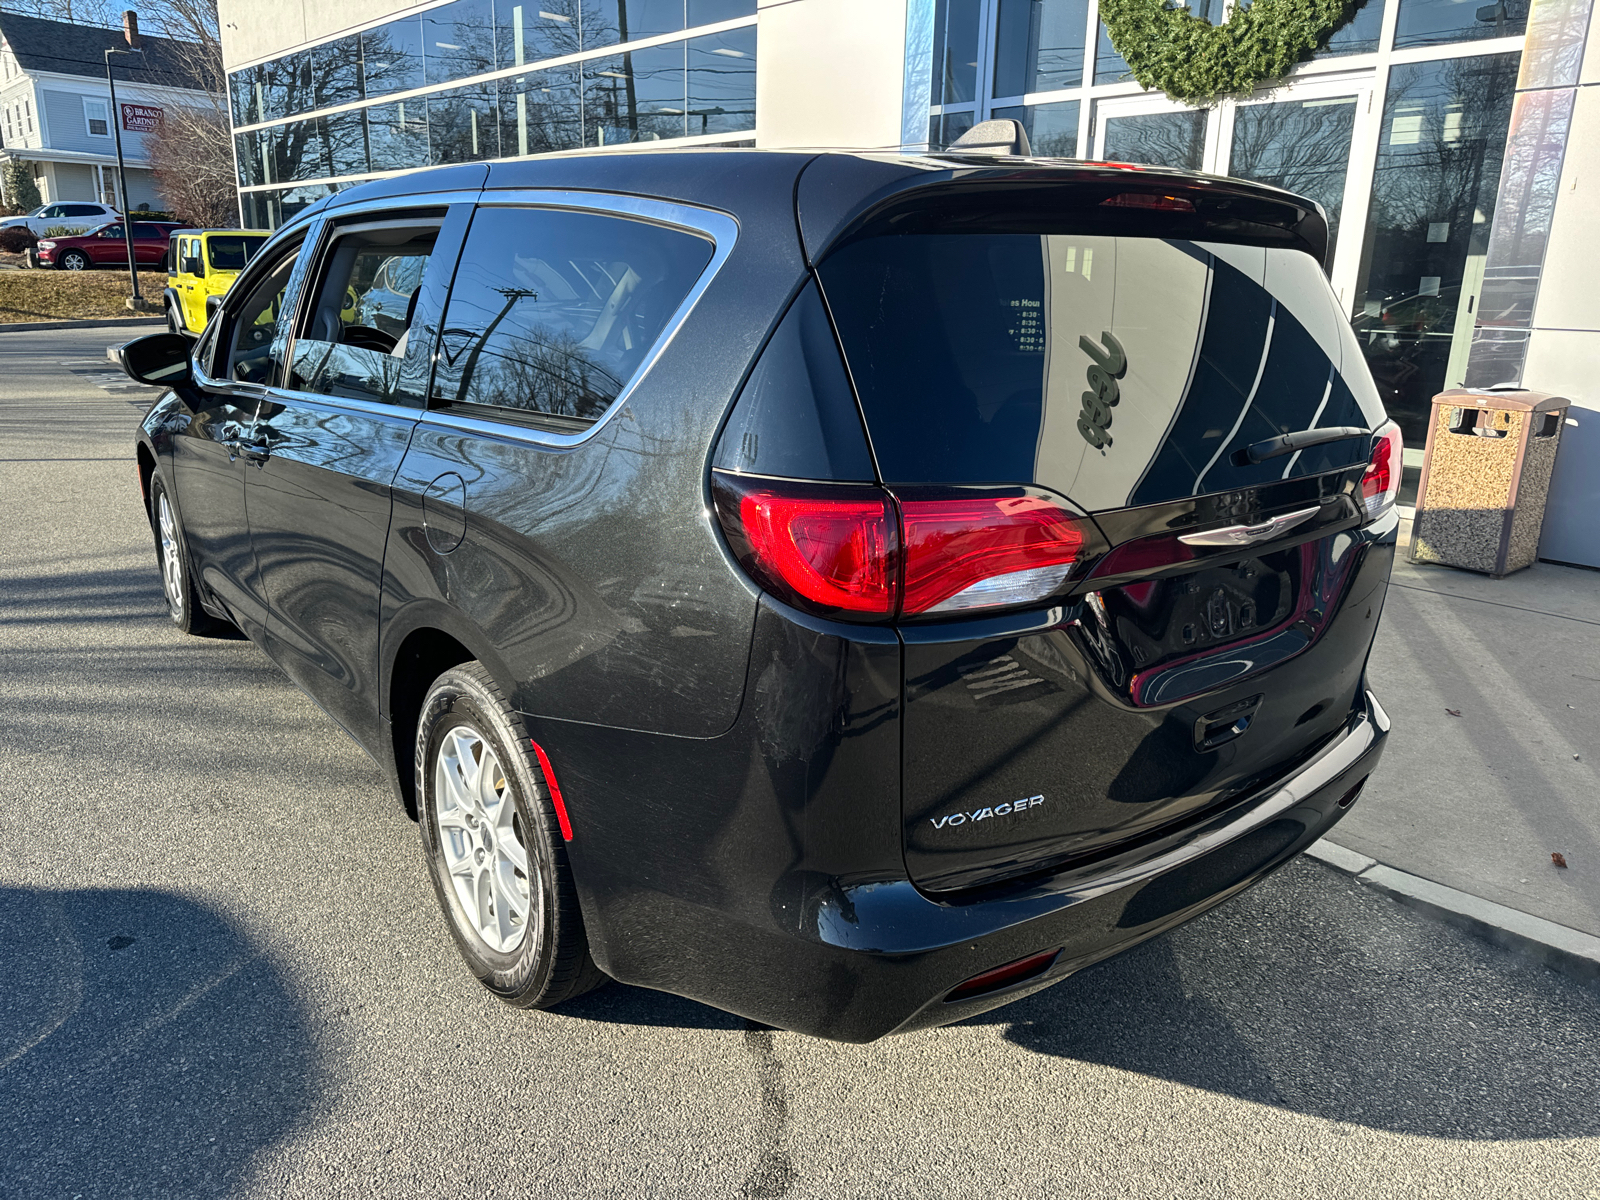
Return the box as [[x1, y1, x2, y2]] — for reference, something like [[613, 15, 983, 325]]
[[120, 102, 163, 132]]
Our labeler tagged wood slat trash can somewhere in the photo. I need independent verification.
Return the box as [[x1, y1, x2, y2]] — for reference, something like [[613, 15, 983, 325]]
[[1410, 387, 1569, 577]]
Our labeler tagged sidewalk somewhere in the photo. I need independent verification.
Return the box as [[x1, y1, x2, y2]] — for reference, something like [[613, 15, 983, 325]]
[[1329, 516, 1600, 940]]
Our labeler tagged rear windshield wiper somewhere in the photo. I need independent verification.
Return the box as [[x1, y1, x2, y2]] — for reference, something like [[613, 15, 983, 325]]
[[1242, 426, 1369, 465]]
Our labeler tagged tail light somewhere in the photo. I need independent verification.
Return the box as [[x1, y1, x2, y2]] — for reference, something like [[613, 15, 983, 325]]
[[898, 489, 1090, 615], [712, 475, 897, 617], [1361, 422, 1403, 522], [711, 472, 1097, 621]]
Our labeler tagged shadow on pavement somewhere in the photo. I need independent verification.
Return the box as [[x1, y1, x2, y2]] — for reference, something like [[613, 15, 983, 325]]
[[0, 887, 321, 1196], [557, 980, 746, 1031], [961, 860, 1600, 1139]]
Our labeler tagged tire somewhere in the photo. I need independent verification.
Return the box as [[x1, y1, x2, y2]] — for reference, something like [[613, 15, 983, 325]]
[[148, 474, 225, 636], [59, 249, 90, 271], [166, 299, 183, 336], [416, 662, 605, 1009]]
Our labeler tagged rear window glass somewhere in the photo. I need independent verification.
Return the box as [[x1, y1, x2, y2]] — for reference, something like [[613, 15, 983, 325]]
[[819, 235, 1384, 510], [208, 235, 266, 270], [432, 206, 713, 431]]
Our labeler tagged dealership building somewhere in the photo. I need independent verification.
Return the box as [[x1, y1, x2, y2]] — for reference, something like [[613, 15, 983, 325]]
[[221, 0, 1599, 566]]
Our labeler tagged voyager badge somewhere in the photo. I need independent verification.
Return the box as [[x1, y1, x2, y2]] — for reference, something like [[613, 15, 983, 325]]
[[929, 794, 1045, 829]]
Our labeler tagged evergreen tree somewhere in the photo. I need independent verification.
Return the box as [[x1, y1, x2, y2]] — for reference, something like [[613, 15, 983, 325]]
[[3, 159, 42, 213]]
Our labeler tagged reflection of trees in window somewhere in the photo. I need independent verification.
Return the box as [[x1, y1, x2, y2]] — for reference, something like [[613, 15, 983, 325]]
[[428, 84, 502, 163], [1101, 111, 1206, 171], [1366, 55, 1518, 268], [1230, 98, 1357, 252], [463, 323, 623, 420]]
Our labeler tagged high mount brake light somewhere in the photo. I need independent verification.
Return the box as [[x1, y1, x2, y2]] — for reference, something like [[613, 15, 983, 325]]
[[711, 473, 1095, 621], [897, 491, 1091, 615], [1100, 192, 1195, 212], [1362, 423, 1403, 522]]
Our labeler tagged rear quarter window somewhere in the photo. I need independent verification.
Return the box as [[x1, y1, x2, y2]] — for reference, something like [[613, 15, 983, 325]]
[[819, 234, 1385, 510], [431, 205, 714, 432]]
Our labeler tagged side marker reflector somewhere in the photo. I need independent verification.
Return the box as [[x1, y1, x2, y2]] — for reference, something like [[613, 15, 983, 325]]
[[946, 948, 1062, 1003], [529, 740, 573, 841]]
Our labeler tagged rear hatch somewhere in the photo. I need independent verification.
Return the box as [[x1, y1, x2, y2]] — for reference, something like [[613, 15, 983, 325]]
[[807, 160, 1398, 893]]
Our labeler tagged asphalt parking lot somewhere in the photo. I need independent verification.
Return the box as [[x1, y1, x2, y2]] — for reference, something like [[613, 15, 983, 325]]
[[3, 326, 1599, 1199]]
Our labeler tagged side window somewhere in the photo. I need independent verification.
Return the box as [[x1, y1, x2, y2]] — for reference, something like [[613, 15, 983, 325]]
[[39, 205, 64, 219], [98, 225, 125, 239], [224, 248, 301, 385], [431, 206, 713, 431], [65, 204, 102, 217], [208, 235, 257, 271], [285, 223, 438, 407]]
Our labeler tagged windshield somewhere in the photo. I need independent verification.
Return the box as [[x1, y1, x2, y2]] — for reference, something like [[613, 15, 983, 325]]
[[819, 234, 1386, 509], [208, 235, 267, 271]]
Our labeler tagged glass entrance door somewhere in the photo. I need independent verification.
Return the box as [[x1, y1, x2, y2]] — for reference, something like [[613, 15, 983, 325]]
[[1093, 95, 1211, 171]]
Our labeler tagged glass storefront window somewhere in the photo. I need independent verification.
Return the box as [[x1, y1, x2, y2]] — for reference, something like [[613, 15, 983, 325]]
[[499, 68, 582, 156], [361, 18, 425, 97], [1094, 21, 1132, 84], [1101, 109, 1206, 169], [588, 0, 686, 47], [1230, 95, 1358, 259], [241, 183, 344, 231], [1351, 52, 1520, 444], [991, 98, 1080, 156], [496, 1, 580, 69], [1319, 0, 1385, 54], [584, 42, 688, 146], [365, 101, 432, 172], [929, 109, 975, 150], [932, 0, 982, 104], [992, 0, 1090, 98], [1395, 0, 1527, 48], [422, 0, 496, 85], [688, 0, 756, 23], [427, 83, 502, 164], [688, 27, 757, 136]]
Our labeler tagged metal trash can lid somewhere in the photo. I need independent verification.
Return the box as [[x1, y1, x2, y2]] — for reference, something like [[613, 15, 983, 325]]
[[1432, 386, 1569, 413]]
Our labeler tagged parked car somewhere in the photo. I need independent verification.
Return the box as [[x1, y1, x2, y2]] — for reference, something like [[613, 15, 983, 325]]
[[119, 149, 1399, 1042], [37, 220, 182, 271], [0, 200, 120, 237], [165, 228, 271, 336]]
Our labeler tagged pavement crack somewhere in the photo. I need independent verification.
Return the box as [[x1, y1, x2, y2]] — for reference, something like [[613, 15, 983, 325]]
[[739, 1020, 795, 1200]]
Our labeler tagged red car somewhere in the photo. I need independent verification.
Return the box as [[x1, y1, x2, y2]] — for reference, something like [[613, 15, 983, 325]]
[[37, 221, 182, 271]]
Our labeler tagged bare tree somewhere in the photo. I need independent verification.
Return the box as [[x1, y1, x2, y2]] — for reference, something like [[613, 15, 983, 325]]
[[147, 98, 235, 225]]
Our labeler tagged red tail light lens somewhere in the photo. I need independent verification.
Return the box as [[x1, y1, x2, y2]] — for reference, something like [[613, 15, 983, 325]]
[[712, 474, 897, 617], [713, 473, 1096, 621], [1362, 422, 1403, 522], [898, 490, 1091, 615]]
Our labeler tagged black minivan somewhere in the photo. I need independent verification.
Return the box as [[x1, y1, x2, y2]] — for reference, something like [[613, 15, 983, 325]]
[[122, 146, 1399, 1042]]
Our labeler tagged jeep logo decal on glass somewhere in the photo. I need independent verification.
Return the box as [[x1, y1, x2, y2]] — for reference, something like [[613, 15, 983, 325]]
[[1077, 331, 1126, 450], [929, 794, 1045, 829]]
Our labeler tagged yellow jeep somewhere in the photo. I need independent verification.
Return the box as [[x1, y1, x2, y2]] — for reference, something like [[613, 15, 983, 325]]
[[164, 229, 270, 337]]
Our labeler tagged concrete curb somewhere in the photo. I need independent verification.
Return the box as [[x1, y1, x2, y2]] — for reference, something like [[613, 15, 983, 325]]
[[0, 316, 164, 334], [1306, 839, 1600, 986]]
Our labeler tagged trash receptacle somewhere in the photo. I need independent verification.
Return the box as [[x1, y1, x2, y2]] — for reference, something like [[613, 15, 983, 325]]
[[1410, 387, 1569, 577]]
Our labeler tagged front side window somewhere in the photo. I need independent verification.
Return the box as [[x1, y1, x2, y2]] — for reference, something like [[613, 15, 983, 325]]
[[223, 247, 301, 385], [286, 224, 438, 406], [431, 206, 713, 431]]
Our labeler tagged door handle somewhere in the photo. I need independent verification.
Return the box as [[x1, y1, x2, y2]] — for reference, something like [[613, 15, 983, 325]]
[[239, 437, 271, 464]]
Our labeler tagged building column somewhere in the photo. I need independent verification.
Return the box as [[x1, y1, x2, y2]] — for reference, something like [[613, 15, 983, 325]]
[[1466, 0, 1600, 566]]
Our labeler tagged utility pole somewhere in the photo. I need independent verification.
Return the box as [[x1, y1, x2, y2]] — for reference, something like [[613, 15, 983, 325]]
[[106, 10, 150, 311]]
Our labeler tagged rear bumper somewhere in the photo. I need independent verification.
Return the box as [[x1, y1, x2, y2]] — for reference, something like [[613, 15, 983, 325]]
[[568, 680, 1387, 1042]]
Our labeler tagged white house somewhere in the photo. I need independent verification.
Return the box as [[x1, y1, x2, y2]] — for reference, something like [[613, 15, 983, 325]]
[[0, 10, 216, 212]]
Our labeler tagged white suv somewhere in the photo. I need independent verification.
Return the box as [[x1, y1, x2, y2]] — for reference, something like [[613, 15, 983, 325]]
[[0, 202, 120, 237]]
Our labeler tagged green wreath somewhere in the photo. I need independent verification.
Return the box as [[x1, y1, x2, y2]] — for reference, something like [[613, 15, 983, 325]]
[[1097, 0, 1352, 104]]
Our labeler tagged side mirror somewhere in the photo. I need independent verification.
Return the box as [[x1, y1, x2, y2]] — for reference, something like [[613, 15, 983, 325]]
[[117, 332, 192, 387], [205, 294, 223, 319], [185, 255, 205, 277]]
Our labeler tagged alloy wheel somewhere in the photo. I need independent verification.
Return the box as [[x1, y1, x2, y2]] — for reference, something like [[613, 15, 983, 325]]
[[433, 725, 538, 954], [62, 252, 88, 271], [157, 493, 183, 616]]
